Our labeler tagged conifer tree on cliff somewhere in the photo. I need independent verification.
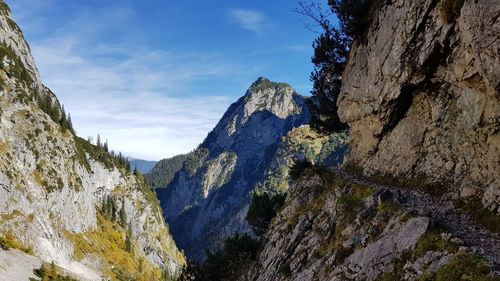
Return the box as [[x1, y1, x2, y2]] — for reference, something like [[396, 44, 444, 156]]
[[298, 0, 373, 133]]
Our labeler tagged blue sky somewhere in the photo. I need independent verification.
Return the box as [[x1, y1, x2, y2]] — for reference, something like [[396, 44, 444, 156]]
[[7, 0, 331, 160]]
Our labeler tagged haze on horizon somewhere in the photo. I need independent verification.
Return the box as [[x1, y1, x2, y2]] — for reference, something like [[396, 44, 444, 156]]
[[6, 0, 332, 161]]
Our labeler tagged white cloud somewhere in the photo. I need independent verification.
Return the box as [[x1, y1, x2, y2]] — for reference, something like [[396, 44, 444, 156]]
[[30, 36, 241, 160], [9, 4, 250, 160], [228, 9, 268, 33]]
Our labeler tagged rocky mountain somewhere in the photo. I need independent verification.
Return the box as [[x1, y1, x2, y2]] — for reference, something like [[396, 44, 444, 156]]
[[240, 1, 500, 280], [154, 77, 348, 260], [0, 2, 184, 280], [129, 157, 157, 174]]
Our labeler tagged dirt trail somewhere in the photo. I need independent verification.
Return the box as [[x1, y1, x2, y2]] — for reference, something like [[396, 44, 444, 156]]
[[331, 167, 500, 272]]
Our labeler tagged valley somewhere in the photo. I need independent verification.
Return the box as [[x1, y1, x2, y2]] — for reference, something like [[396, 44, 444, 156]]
[[0, 0, 499, 280]]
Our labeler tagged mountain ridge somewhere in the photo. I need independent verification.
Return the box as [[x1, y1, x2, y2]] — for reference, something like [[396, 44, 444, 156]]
[[154, 77, 348, 260], [0, 2, 185, 279]]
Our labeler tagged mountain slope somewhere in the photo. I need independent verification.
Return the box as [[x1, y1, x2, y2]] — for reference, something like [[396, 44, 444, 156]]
[[155, 78, 348, 260], [155, 78, 309, 259], [146, 154, 188, 189], [0, 2, 184, 280]]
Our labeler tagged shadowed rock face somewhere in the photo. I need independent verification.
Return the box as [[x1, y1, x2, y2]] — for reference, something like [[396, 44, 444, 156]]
[[156, 77, 312, 260], [337, 0, 500, 213]]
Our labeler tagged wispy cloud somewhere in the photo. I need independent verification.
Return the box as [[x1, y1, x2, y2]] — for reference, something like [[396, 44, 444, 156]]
[[228, 9, 269, 33], [9, 3, 245, 160]]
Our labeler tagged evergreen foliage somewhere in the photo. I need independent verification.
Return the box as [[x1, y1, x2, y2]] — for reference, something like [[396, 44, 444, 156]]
[[180, 234, 259, 281], [124, 234, 132, 253], [75, 136, 131, 172], [145, 154, 189, 189], [246, 191, 287, 235], [30, 262, 78, 281], [328, 0, 374, 39], [298, 0, 377, 133], [119, 200, 127, 228], [289, 159, 313, 180]]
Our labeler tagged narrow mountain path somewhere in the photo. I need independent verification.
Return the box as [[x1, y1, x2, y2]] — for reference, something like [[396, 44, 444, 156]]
[[331, 167, 500, 273]]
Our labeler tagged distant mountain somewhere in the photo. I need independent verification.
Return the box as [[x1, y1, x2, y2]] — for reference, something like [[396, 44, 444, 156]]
[[154, 77, 348, 260], [146, 154, 188, 189], [128, 157, 157, 174]]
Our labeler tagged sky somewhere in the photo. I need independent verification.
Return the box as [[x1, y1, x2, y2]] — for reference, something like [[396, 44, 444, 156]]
[[6, 0, 332, 160]]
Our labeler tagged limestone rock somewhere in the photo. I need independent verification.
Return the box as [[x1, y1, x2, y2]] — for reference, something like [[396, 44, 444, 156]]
[[337, 0, 500, 212], [0, 3, 184, 279]]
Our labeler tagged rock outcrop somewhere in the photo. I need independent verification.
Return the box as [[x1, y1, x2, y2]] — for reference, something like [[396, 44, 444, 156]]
[[0, 2, 184, 280], [241, 1, 500, 280], [337, 0, 500, 213], [155, 77, 348, 260], [242, 169, 500, 281]]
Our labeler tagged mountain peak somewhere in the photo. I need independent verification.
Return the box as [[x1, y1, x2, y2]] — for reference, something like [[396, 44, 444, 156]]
[[248, 77, 291, 94], [239, 77, 303, 123]]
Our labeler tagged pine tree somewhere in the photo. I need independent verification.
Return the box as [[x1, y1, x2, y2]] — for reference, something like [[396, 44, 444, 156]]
[[103, 139, 109, 152], [297, 0, 375, 134], [67, 113, 72, 128], [120, 200, 127, 228], [96, 134, 101, 147], [125, 234, 132, 253], [111, 199, 116, 222], [309, 29, 349, 133]]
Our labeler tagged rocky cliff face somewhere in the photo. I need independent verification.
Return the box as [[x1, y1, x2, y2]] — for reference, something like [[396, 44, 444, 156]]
[[240, 1, 500, 280], [155, 78, 348, 260], [155, 78, 309, 260], [337, 0, 500, 213], [0, 2, 184, 280], [242, 169, 500, 281]]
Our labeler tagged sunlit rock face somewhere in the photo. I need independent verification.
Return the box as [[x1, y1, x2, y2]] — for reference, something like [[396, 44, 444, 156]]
[[0, 2, 184, 279], [337, 0, 500, 213], [155, 77, 311, 259]]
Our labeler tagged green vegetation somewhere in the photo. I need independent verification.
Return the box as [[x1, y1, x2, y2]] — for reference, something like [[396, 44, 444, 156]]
[[184, 148, 209, 176], [0, 41, 33, 86], [0, 231, 33, 254], [30, 262, 78, 281], [419, 252, 500, 281], [278, 262, 292, 277], [249, 77, 290, 93], [246, 191, 286, 235], [414, 229, 459, 258], [329, 0, 379, 39], [74, 136, 131, 172], [454, 198, 500, 234], [289, 159, 313, 180], [180, 234, 259, 281], [145, 154, 188, 189], [0, 1, 11, 15], [64, 212, 167, 281]]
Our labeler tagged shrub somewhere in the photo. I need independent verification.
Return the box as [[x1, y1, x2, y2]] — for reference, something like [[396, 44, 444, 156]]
[[289, 159, 313, 180], [0, 232, 33, 254], [31, 262, 78, 281], [246, 191, 286, 235], [419, 252, 500, 281], [328, 0, 375, 39], [180, 234, 259, 281]]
